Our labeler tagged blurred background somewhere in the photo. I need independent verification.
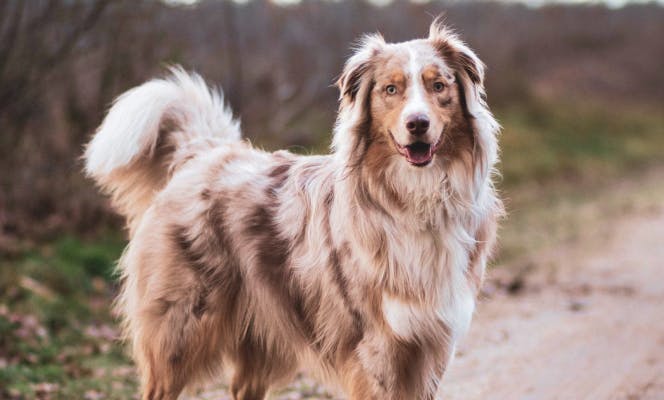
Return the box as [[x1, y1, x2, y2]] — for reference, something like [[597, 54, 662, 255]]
[[0, 0, 662, 399]]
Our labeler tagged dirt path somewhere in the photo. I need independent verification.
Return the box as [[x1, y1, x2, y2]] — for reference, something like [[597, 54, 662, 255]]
[[441, 206, 664, 400], [192, 178, 664, 400]]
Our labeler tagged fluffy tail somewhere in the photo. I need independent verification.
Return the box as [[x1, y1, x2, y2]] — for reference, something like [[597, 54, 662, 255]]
[[84, 66, 240, 232]]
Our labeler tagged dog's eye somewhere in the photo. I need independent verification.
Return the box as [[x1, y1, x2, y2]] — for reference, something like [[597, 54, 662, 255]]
[[386, 85, 397, 95], [433, 82, 445, 92]]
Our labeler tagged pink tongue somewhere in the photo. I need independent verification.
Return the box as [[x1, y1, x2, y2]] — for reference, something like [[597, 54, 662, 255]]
[[405, 145, 433, 164]]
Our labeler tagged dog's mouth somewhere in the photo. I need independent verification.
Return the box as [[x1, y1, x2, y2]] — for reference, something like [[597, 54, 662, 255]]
[[390, 133, 442, 167]]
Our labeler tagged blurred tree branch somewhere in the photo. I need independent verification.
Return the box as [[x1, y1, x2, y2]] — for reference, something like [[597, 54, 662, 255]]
[[0, 0, 109, 131], [0, 0, 25, 77], [45, 0, 109, 68]]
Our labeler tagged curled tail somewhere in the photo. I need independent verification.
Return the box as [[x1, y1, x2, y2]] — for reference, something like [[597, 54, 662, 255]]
[[84, 66, 240, 232]]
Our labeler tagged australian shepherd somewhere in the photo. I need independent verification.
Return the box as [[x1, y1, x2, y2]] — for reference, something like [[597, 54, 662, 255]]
[[84, 20, 502, 400]]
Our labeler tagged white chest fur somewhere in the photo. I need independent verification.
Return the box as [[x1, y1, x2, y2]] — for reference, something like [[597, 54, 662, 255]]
[[380, 221, 478, 343], [382, 279, 475, 342]]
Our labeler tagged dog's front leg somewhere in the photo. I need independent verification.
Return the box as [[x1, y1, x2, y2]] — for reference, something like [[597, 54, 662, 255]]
[[344, 331, 446, 400]]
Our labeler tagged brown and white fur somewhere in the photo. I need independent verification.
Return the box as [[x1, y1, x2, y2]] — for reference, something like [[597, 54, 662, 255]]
[[84, 20, 502, 400]]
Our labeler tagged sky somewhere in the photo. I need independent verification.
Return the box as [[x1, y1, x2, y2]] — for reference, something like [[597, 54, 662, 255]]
[[166, 0, 664, 7], [500, 0, 663, 7]]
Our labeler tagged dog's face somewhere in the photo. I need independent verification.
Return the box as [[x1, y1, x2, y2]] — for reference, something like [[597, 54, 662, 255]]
[[335, 22, 487, 175], [369, 41, 463, 167]]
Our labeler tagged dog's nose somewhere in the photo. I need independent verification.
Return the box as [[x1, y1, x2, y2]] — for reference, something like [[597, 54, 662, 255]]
[[405, 114, 430, 136]]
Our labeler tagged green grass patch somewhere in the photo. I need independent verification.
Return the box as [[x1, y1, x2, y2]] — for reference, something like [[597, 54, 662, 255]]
[[0, 234, 135, 399], [497, 101, 664, 187], [492, 101, 664, 264]]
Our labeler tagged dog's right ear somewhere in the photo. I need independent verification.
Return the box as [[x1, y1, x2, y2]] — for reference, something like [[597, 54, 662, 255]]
[[336, 34, 385, 103], [333, 34, 384, 165]]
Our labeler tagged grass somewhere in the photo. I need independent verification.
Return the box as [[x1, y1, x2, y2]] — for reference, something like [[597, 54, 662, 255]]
[[0, 234, 136, 399], [493, 100, 664, 264], [1, 100, 662, 399], [496, 165, 664, 266], [498, 101, 664, 186]]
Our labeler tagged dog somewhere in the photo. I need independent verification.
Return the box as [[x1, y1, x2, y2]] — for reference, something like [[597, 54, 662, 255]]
[[84, 19, 502, 400]]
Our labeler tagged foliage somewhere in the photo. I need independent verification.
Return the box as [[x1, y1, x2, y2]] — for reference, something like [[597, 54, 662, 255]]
[[498, 102, 664, 186], [0, 235, 135, 399]]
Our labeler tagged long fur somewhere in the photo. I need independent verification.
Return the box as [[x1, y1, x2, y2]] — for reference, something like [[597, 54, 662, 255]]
[[84, 67, 241, 233], [85, 22, 502, 400]]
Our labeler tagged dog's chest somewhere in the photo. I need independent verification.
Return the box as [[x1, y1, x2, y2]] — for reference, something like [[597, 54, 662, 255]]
[[381, 278, 475, 343], [378, 223, 476, 342]]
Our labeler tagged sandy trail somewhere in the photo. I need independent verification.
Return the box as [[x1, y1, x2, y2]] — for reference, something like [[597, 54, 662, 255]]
[[441, 207, 664, 400], [193, 185, 664, 400]]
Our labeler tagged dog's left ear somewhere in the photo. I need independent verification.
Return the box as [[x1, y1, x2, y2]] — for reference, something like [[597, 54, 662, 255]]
[[429, 18, 500, 192], [336, 34, 385, 103], [428, 19, 485, 89]]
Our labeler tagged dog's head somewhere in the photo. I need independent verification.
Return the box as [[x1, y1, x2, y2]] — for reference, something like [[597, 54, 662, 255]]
[[333, 20, 499, 202]]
